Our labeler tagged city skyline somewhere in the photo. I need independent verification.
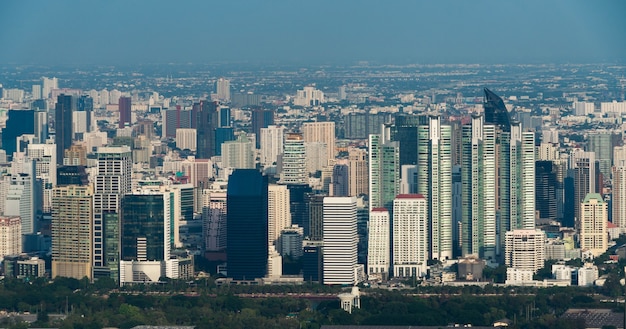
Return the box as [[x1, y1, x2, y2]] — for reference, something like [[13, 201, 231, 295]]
[[0, 1, 625, 65]]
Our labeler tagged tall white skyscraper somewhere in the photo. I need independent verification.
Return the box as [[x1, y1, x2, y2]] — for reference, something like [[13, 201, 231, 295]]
[[509, 122, 536, 230], [579, 193, 608, 257], [268, 184, 291, 246], [4, 160, 37, 237], [280, 133, 307, 184], [42, 76, 58, 99], [221, 134, 255, 170], [260, 125, 284, 167], [322, 196, 357, 285], [416, 115, 453, 260], [392, 194, 428, 278], [613, 146, 626, 228], [367, 208, 390, 280], [26, 143, 57, 213], [92, 146, 132, 280], [216, 78, 231, 102], [302, 122, 335, 165]]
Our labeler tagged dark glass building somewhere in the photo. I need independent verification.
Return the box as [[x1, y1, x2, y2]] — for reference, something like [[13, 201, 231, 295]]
[[55, 94, 75, 165], [121, 194, 169, 261], [227, 169, 268, 280], [57, 166, 89, 186], [483, 88, 513, 132], [78, 95, 94, 132], [393, 114, 421, 166], [287, 184, 313, 237], [118, 96, 132, 128], [251, 109, 274, 148], [302, 244, 322, 282], [2, 109, 34, 160], [215, 127, 235, 156], [536, 161, 558, 222], [196, 101, 219, 158]]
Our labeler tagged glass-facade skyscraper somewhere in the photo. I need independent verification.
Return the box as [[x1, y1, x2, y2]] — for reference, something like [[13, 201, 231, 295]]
[[227, 169, 268, 280], [121, 193, 172, 262]]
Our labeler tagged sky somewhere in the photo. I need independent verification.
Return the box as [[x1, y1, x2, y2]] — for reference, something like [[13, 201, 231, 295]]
[[1, 0, 625, 65]]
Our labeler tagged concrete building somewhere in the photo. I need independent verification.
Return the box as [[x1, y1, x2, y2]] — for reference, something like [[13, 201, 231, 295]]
[[392, 194, 428, 278], [302, 121, 335, 165], [579, 193, 608, 257], [348, 147, 368, 197], [221, 134, 255, 170], [268, 184, 291, 246], [367, 208, 390, 280], [322, 197, 357, 285], [176, 128, 197, 152], [294, 86, 325, 107], [0, 216, 21, 260], [280, 133, 307, 184], [260, 125, 284, 167], [504, 229, 546, 273], [216, 77, 231, 102]]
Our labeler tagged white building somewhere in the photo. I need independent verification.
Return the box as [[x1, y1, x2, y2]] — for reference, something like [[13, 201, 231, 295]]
[[176, 128, 197, 152], [305, 142, 328, 174], [221, 134, 255, 170], [0, 216, 21, 260], [216, 78, 231, 102], [294, 86, 325, 107], [573, 101, 595, 116], [392, 194, 428, 278], [4, 166, 37, 236], [202, 182, 228, 252], [579, 193, 608, 257], [268, 184, 291, 246], [504, 229, 546, 273], [578, 264, 599, 286], [367, 208, 390, 280], [267, 245, 282, 279], [302, 121, 335, 165], [322, 197, 357, 285], [280, 133, 307, 184], [612, 148, 626, 229], [260, 125, 284, 167]]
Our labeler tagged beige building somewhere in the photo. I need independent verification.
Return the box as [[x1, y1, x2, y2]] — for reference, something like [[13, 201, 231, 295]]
[[52, 185, 93, 280], [176, 128, 197, 152], [348, 148, 368, 197], [0, 216, 21, 260], [579, 193, 608, 257], [302, 122, 335, 165], [268, 184, 291, 246]]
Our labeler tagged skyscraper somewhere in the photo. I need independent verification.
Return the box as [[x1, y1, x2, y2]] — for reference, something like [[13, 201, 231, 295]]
[[612, 148, 626, 229], [92, 146, 132, 280], [579, 193, 608, 257], [348, 148, 368, 197], [587, 132, 616, 179], [280, 133, 307, 185], [302, 122, 336, 165], [121, 193, 172, 262], [221, 134, 255, 170], [196, 101, 219, 158], [251, 109, 274, 149], [392, 194, 428, 278], [394, 114, 421, 166], [2, 110, 35, 160], [416, 115, 453, 260], [268, 184, 291, 246], [260, 125, 284, 167], [216, 78, 231, 102], [368, 130, 400, 211], [55, 94, 74, 166], [535, 161, 558, 223], [227, 169, 268, 281], [331, 164, 349, 197], [367, 208, 390, 280], [0, 216, 21, 261], [322, 196, 357, 285], [51, 185, 93, 280], [570, 149, 597, 225]]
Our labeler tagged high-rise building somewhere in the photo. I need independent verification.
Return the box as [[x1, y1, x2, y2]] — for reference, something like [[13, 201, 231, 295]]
[[579, 193, 608, 257], [215, 127, 235, 156], [55, 94, 74, 165], [416, 115, 453, 260], [51, 185, 93, 280], [34, 110, 49, 144], [612, 148, 626, 229], [216, 78, 231, 102], [227, 169, 268, 280], [302, 122, 335, 165], [304, 142, 328, 174], [367, 208, 390, 280], [118, 96, 131, 128], [392, 194, 428, 278], [221, 134, 255, 170], [92, 146, 132, 280], [307, 194, 325, 241], [196, 101, 219, 158], [535, 161, 558, 223], [294, 86, 325, 107], [570, 149, 597, 225], [280, 133, 307, 185], [322, 196, 357, 285], [26, 143, 57, 213], [348, 148, 368, 197], [2, 110, 35, 160], [202, 182, 228, 253], [42, 77, 58, 99], [176, 128, 197, 152], [251, 109, 274, 149], [394, 114, 421, 166], [504, 229, 546, 273], [121, 192, 172, 262], [0, 216, 21, 261], [260, 125, 284, 167], [268, 184, 291, 246], [4, 163, 38, 237], [331, 164, 349, 197], [368, 131, 400, 211], [587, 132, 616, 179]]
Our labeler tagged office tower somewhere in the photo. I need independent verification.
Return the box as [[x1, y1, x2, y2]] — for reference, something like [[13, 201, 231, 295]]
[[392, 194, 428, 278], [416, 115, 453, 260], [221, 134, 255, 170], [280, 133, 307, 184], [32, 85, 42, 99], [163, 106, 194, 138], [5, 162, 38, 239], [55, 94, 74, 166], [279, 226, 304, 259], [202, 182, 227, 253], [51, 185, 93, 280], [227, 169, 268, 280], [322, 196, 357, 285], [307, 194, 325, 241], [587, 132, 616, 179], [368, 132, 400, 211], [119, 192, 175, 284], [196, 101, 219, 158], [27, 143, 57, 213], [216, 78, 231, 102], [268, 184, 291, 246], [34, 110, 49, 144], [504, 229, 546, 272], [176, 128, 197, 152], [394, 114, 421, 166], [41, 77, 58, 99], [367, 208, 390, 280], [260, 125, 284, 167], [215, 127, 235, 156], [251, 109, 274, 148], [535, 161, 558, 223], [92, 146, 132, 280], [509, 122, 536, 231], [218, 107, 231, 127], [461, 114, 497, 259], [57, 165, 89, 186], [579, 193, 608, 257], [613, 148, 626, 229], [287, 184, 313, 237], [2, 109, 35, 160], [0, 216, 21, 261], [78, 95, 94, 132], [302, 243, 323, 282], [118, 96, 131, 128], [400, 165, 418, 194], [331, 164, 349, 197], [302, 122, 335, 165], [569, 149, 597, 224], [452, 165, 462, 257], [348, 148, 368, 197], [294, 86, 325, 107], [343, 112, 390, 140], [305, 142, 328, 174]]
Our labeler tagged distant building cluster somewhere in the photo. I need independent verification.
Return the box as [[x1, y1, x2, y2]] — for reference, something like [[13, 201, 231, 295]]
[[0, 66, 625, 288]]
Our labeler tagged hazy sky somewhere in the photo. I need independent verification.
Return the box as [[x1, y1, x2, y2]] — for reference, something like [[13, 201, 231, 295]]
[[1, 0, 625, 65]]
